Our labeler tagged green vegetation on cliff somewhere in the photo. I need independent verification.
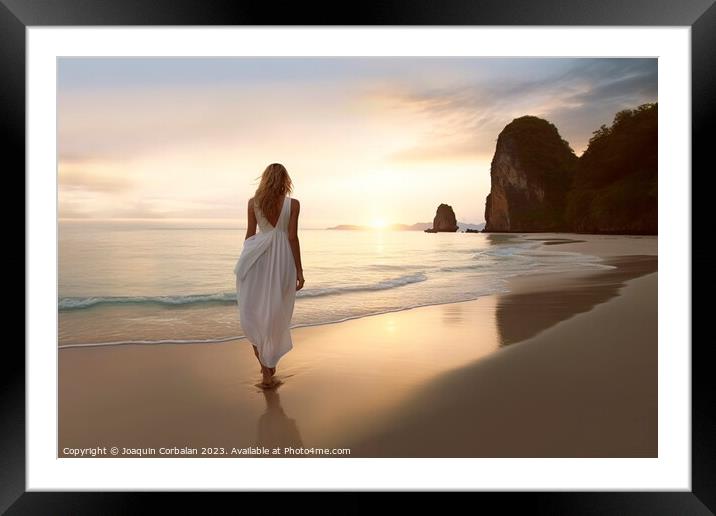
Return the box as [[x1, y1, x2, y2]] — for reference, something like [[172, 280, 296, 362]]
[[566, 103, 657, 234]]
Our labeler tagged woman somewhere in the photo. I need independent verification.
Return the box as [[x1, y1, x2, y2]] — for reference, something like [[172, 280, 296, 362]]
[[234, 163, 305, 388]]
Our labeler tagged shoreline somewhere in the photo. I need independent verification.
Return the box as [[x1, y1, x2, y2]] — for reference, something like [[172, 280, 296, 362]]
[[59, 234, 657, 458], [58, 232, 653, 351], [347, 268, 657, 457]]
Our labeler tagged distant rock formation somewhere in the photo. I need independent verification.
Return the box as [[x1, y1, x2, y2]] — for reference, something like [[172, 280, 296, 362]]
[[566, 103, 657, 234], [399, 222, 433, 231], [484, 116, 577, 232], [425, 203, 459, 232], [326, 224, 365, 230]]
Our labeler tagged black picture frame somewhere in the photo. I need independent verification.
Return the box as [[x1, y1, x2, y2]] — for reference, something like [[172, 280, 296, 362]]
[[6, 0, 712, 512]]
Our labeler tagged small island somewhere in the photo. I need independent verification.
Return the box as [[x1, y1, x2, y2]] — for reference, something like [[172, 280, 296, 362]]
[[424, 203, 459, 233]]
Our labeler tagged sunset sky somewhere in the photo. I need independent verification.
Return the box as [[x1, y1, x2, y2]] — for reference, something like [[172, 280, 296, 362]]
[[58, 57, 657, 228]]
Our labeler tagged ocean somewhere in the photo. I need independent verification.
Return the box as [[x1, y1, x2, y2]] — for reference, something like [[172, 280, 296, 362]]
[[58, 221, 613, 349]]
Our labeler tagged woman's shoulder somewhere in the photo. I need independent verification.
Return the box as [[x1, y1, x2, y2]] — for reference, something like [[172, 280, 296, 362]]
[[290, 197, 300, 208]]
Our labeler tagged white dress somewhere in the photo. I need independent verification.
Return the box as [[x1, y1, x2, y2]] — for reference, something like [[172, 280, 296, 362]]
[[234, 195, 297, 368]]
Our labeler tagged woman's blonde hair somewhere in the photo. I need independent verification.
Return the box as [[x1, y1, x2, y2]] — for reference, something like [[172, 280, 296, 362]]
[[254, 163, 293, 223]]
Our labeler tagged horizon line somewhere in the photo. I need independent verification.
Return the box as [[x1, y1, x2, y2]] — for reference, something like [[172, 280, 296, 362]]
[[58, 217, 487, 228]]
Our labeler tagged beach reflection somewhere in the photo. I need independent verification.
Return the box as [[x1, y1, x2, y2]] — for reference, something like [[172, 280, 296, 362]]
[[441, 303, 464, 326], [255, 388, 304, 451], [494, 255, 658, 347], [264, 296, 502, 449], [483, 232, 521, 246]]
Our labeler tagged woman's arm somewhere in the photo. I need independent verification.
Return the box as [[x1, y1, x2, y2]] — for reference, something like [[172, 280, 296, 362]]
[[245, 198, 257, 240], [287, 198, 305, 291]]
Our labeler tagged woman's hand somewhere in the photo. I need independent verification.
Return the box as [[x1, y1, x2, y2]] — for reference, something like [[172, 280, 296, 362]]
[[296, 270, 305, 291]]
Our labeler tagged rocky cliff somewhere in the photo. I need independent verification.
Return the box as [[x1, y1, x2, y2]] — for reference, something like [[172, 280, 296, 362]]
[[484, 116, 577, 232], [425, 203, 459, 232], [483, 105, 657, 235]]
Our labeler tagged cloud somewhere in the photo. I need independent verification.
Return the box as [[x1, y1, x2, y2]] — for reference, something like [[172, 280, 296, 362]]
[[56, 58, 657, 222], [59, 169, 134, 193], [378, 58, 657, 161], [569, 68, 657, 105], [58, 197, 163, 219], [387, 138, 487, 163]]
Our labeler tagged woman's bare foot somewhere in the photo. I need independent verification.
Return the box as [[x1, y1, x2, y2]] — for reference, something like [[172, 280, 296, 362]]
[[260, 366, 274, 388]]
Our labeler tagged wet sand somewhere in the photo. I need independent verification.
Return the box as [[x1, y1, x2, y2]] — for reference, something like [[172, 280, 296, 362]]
[[59, 234, 657, 458]]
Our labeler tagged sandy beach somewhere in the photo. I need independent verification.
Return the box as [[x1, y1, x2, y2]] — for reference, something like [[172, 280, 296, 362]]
[[59, 233, 657, 458]]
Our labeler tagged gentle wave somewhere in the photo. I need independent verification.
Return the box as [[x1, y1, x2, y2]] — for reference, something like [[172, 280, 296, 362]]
[[299, 271, 427, 297], [56, 251, 615, 349], [58, 287, 507, 350], [58, 272, 428, 311], [59, 292, 236, 310], [472, 243, 539, 258]]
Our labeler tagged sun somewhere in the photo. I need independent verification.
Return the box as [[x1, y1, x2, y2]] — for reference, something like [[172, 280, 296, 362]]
[[370, 218, 388, 230]]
